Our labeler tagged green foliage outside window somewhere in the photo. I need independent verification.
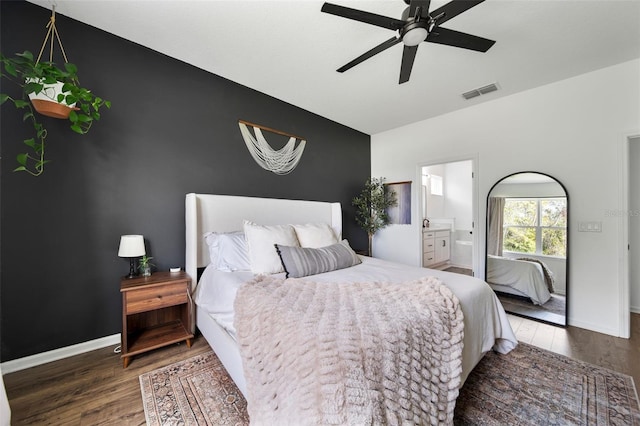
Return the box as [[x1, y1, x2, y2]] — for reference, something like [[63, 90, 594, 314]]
[[503, 198, 567, 257]]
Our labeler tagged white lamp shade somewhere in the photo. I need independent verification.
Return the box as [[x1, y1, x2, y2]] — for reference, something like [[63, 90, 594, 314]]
[[118, 235, 146, 257]]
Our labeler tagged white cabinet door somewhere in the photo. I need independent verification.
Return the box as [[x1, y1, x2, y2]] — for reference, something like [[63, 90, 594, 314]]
[[434, 231, 450, 264]]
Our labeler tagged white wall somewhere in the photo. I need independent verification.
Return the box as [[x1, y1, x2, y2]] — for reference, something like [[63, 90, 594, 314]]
[[443, 161, 473, 231], [424, 164, 446, 218], [631, 138, 640, 313], [371, 59, 640, 337]]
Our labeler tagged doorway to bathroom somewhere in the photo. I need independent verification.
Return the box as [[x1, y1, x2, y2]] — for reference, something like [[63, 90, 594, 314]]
[[420, 158, 477, 276]]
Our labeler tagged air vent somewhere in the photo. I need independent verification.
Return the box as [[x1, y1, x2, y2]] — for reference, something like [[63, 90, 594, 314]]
[[462, 90, 481, 100], [462, 83, 499, 100]]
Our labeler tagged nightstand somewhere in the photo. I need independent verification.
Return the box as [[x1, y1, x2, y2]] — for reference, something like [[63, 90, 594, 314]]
[[120, 271, 194, 368]]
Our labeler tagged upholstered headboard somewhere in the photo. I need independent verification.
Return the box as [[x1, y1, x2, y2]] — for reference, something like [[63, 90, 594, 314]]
[[185, 193, 342, 289]]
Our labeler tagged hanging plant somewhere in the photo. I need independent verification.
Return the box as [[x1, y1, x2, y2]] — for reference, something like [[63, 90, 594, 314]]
[[0, 8, 110, 176]]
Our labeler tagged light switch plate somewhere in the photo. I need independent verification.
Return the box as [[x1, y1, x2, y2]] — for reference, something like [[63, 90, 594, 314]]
[[578, 221, 602, 232]]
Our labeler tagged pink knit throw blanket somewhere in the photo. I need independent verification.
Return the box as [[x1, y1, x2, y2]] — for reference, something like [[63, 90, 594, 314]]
[[235, 275, 465, 425]]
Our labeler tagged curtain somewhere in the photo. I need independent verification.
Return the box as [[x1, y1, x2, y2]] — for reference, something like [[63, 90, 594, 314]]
[[487, 197, 505, 256]]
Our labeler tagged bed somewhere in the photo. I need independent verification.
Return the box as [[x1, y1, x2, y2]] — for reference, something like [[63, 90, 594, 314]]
[[186, 193, 517, 423], [486, 255, 552, 305]]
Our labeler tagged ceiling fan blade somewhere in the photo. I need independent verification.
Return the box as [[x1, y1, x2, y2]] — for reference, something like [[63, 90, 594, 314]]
[[427, 27, 495, 52], [430, 0, 485, 26], [321, 3, 405, 31], [337, 36, 402, 73], [409, 0, 431, 19], [399, 45, 419, 84]]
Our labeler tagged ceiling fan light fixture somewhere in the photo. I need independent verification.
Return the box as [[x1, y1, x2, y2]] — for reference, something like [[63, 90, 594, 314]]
[[402, 26, 428, 46]]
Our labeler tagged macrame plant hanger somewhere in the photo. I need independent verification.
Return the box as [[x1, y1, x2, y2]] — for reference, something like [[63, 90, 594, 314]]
[[36, 6, 71, 66], [238, 119, 307, 175], [31, 5, 78, 119]]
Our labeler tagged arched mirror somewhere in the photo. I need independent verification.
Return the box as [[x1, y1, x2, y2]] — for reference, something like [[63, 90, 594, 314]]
[[486, 172, 568, 326]]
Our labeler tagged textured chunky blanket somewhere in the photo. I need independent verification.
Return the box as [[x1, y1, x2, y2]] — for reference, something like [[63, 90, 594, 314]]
[[234, 275, 464, 425]]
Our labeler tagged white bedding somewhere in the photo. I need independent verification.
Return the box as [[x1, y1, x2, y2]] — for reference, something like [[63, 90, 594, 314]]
[[194, 255, 518, 385], [486, 255, 551, 305]]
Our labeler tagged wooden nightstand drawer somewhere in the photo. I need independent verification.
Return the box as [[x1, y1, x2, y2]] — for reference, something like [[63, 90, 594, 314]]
[[126, 282, 188, 314]]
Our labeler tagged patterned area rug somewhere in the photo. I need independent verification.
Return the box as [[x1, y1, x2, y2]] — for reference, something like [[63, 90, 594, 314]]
[[139, 351, 249, 425], [140, 344, 640, 425], [455, 343, 640, 425]]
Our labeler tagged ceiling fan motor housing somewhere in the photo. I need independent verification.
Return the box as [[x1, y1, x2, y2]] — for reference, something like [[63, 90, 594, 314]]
[[321, 0, 495, 84]]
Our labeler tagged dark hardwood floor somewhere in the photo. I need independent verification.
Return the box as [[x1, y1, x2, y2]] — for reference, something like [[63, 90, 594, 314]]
[[4, 314, 640, 425], [3, 338, 212, 425]]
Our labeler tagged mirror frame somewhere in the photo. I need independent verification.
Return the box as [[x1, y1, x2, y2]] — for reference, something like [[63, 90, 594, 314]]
[[485, 171, 569, 327]]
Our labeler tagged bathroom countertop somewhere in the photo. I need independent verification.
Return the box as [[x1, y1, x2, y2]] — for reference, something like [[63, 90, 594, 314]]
[[422, 225, 451, 232]]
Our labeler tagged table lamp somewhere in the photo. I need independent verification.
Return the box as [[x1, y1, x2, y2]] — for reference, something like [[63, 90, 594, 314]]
[[118, 235, 146, 279]]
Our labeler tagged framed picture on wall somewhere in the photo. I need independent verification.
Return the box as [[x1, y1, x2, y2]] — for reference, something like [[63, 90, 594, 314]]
[[385, 181, 412, 225]]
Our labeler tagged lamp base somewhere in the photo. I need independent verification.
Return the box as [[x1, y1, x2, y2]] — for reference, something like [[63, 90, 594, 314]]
[[125, 258, 137, 279]]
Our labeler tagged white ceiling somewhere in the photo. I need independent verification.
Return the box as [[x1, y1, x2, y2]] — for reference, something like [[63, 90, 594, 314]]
[[28, 0, 640, 135]]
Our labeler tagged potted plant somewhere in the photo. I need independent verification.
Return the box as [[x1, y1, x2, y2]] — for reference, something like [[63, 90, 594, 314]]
[[138, 255, 155, 277], [0, 50, 111, 176], [352, 177, 397, 257]]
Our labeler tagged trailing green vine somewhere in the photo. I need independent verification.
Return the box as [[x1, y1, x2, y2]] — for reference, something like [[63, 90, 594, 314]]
[[0, 50, 111, 176]]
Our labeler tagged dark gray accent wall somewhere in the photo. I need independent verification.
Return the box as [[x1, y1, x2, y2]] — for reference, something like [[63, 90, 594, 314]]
[[0, 1, 370, 361]]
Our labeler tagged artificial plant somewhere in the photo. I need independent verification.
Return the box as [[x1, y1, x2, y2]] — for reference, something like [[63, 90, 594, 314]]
[[352, 177, 397, 257]]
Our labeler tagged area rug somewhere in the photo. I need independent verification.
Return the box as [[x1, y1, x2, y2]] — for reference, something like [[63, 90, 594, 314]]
[[139, 351, 249, 425], [140, 344, 640, 425], [454, 343, 640, 425]]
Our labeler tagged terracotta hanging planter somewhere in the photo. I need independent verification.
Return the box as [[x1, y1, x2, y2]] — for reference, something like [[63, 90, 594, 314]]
[[30, 99, 73, 119], [27, 79, 78, 119]]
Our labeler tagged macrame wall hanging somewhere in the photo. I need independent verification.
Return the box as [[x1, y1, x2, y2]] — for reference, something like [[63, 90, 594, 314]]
[[238, 119, 306, 175]]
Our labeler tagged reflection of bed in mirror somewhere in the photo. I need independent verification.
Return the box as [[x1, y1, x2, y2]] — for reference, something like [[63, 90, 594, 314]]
[[186, 193, 518, 422], [486, 255, 551, 305], [486, 171, 568, 326]]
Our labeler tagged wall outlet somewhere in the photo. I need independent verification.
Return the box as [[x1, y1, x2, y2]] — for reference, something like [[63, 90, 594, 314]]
[[578, 221, 602, 232]]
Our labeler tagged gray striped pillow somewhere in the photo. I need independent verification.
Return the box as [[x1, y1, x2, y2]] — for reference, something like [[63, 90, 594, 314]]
[[275, 240, 361, 278]]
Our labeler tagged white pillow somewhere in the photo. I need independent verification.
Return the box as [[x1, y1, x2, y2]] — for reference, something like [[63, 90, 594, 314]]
[[243, 221, 299, 274], [292, 223, 339, 248], [203, 231, 251, 271]]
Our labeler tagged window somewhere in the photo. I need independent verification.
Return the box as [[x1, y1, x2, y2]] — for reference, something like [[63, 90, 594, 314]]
[[430, 175, 443, 196], [503, 197, 567, 257]]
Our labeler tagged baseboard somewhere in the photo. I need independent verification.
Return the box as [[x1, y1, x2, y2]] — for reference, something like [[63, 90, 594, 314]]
[[631, 306, 640, 314], [1, 333, 121, 375], [568, 318, 622, 338], [446, 263, 473, 270]]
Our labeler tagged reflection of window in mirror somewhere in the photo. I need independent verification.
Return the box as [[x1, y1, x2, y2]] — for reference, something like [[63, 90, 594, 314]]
[[430, 175, 443, 196], [502, 197, 567, 257]]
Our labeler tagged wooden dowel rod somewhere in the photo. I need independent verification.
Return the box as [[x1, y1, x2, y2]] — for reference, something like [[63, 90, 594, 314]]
[[238, 119, 305, 141]]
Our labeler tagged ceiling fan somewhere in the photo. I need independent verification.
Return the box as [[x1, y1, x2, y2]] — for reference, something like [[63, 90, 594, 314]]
[[321, 0, 495, 84]]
